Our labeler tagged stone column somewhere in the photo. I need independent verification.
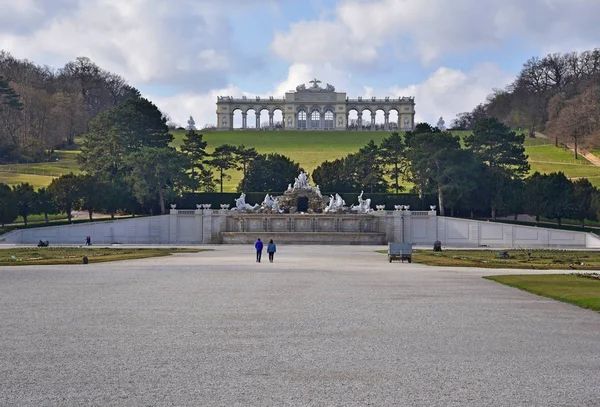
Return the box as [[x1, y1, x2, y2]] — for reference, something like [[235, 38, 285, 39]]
[[256, 114, 261, 130], [357, 115, 362, 130], [242, 112, 247, 129], [403, 210, 412, 243], [169, 209, 178, 244], [229, 113, 234, 130], [269, 112, 274, 129], [384, 113, 389, 131], [202, 210, 213, 244], [393, 210, 403, 243], [371, 112, 376, 130]]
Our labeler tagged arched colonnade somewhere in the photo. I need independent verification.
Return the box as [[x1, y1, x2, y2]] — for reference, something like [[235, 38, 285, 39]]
[[216, 81, 415, 131]]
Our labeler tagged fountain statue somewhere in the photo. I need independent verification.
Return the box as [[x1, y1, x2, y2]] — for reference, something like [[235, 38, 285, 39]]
[[261, 194, 283, 213], [351, 191, 373, 213], [325, 194, 346, 213], [293, 171, 310, 190], [232, 193, 259, 211]]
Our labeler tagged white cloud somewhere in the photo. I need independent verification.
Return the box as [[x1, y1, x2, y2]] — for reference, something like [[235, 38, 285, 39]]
[[271, 0, 600, 65], [271, 20, 379, 65], [391, 63, 513, 124], [148, 84, 245, 129], [0, 0, 41, 14], [0, 0, 235, 89]]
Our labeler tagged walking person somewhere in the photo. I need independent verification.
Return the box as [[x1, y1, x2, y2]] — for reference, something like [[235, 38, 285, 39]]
[[267, 239, 276, 263], [255, 238, 263, 263]]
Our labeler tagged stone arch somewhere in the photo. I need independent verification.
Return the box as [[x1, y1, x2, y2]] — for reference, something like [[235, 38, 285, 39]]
[[347, 107, 360, 130], [374, 107, 386, 131], [360, 107, 373, 130], [258, 107, 270, 130], [245, 107, 257, 129], [231, 107, 243, 129], [387, 108, 400, 131], [271, 107, 284, 130]]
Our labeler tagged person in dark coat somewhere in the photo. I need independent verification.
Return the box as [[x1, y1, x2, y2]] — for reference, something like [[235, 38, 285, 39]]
[[254, 238, 263, 262], [267, 239, 276, 263]]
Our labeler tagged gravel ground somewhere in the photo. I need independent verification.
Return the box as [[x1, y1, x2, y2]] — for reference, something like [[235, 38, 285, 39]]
[[1, 245, 599, 406]]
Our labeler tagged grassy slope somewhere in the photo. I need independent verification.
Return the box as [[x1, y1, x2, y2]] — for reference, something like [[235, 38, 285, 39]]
[[484, 274, 600, 311], [526, 142, 600, 186]]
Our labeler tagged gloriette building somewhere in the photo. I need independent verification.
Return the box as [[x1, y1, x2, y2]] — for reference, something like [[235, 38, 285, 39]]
[[216, 79, 415, 131]]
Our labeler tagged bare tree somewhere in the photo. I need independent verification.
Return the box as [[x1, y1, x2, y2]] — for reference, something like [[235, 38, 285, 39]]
[[549, 87, 600, 159]]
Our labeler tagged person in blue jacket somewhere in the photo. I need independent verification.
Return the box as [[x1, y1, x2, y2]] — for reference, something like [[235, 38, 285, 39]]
[[254, 238, 263, 262], [267, 239, 277, 263]]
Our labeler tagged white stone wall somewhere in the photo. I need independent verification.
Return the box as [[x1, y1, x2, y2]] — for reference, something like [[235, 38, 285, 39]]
[[2, 209, 600, 248], [0, 215, 172, 245], [432, 216, 600, 248]]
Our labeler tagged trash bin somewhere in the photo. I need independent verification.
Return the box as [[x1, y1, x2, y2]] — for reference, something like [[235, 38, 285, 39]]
[[82, 256, 88, 264], [433, 241, 442, 251]]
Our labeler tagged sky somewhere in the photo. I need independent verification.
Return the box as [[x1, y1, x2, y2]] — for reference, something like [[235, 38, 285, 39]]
[[1, 0, 600, 128]]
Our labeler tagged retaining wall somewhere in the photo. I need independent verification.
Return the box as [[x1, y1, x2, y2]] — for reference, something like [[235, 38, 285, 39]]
[[2, 209, 600, 249]]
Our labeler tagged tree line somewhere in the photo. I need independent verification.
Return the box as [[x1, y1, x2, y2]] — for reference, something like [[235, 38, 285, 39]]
[[2, 113, 599, 228], [453, 48, 600, 158], [0, 52, 141, 163]]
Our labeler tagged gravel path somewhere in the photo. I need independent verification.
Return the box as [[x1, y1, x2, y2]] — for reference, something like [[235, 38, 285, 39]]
[[1, 245, 599, 406]]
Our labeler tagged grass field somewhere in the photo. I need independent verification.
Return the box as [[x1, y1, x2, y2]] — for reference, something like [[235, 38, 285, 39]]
[[382, 249, 600, 270], [0, 172, 59, 189], [525, 143, 600, 186], [0, 247, 205, 266], [484, 274, 600, 311], [2, 130, 600, 191]]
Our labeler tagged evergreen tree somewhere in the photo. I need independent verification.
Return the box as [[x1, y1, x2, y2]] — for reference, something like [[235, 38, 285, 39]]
[[524, 172, 547, 223], [405, 128, 462, 216], [240, 153, 302, 193], [207, 144, 237, 193], [572, 178, 597, 228], [49, 174, 80, 223], [312, 158, 354, 193], [0, 76, 23, 111], [465, 117, 529, 219], [75, 174, 102, 220], [12, 183, 35, 226], [125, 147, 191, 214], [542, 172, 575, 226], [235, 145, 259, 192], [379, 132, 408, 193], [0, 183, 18, 227], [78, 96, 173, 179], [180, 129, 211, 191], [349, 140, 388, 193], [34, 187, 57, 224]]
